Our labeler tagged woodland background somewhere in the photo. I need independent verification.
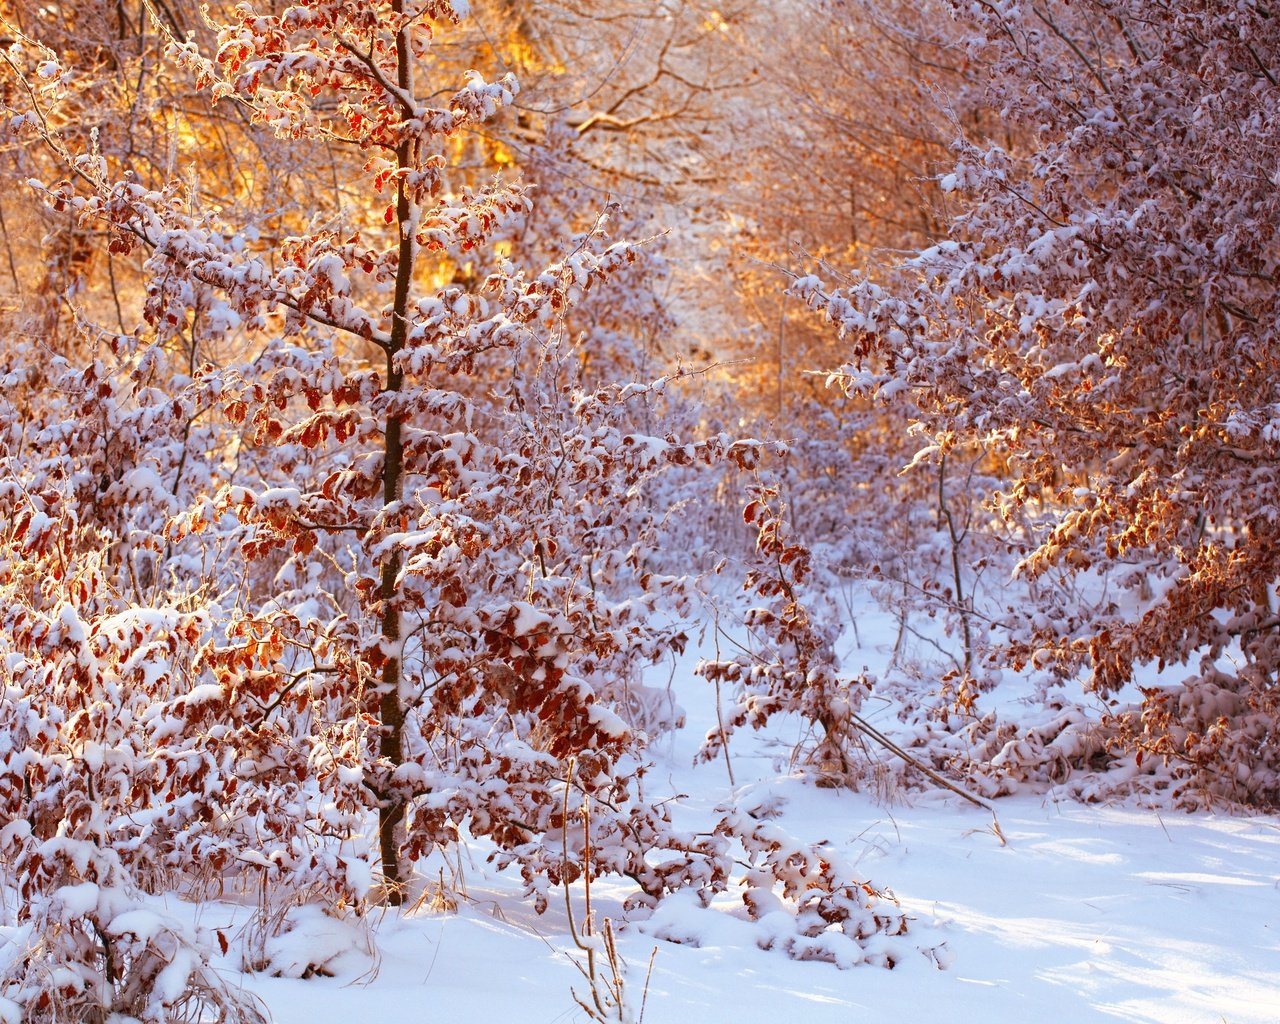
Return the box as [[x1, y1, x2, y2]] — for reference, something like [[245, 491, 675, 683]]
[[0, 1, 1277, 1022]]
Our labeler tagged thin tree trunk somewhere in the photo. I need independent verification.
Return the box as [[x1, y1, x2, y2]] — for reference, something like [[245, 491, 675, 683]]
[[377, 0, 415, 905]]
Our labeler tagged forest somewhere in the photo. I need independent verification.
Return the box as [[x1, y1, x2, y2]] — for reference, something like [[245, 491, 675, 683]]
[[0, 1, 1277, 1022]]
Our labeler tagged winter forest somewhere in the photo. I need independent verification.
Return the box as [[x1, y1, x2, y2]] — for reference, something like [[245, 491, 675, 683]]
[[0, 0, 1278, 1021]]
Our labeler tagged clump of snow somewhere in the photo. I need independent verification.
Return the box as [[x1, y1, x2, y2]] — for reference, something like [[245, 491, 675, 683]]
[[260, 906, 374, 980]]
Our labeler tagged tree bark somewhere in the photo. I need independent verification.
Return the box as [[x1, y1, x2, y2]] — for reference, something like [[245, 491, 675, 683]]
[[377, 0, 415, 906]]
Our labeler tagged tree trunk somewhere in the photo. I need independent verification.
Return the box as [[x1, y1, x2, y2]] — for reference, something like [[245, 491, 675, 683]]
[[377, 0, 416, 906]]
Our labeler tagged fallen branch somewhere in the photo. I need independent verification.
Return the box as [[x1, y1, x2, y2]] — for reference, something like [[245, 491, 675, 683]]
[[849, 711, 1007, 845]]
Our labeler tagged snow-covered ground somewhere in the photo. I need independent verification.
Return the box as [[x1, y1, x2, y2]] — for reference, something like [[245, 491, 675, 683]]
[[214, 790, 1279, 1024], [184, 611, 1280, 1024]]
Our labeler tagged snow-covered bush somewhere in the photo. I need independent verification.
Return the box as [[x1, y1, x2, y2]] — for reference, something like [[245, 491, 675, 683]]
[[0, 495, 264, 1021]]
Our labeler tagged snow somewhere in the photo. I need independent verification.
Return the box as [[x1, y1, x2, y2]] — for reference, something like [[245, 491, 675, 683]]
[[584, 701, 629, 740], [258, 486, 303, 508], [508, 600, 550, 638], [120, 466, 170, 502], [99, 609, 1280, 1024], [53, 881, 100, 920], [56, 604, 87, 644], [161, 788, 1278, 1023], [107, 908, 169, 943], [262, 906, 375, 980]]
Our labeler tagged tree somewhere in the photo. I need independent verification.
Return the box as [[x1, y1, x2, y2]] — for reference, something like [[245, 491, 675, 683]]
[[1, 6, 913, 1017], [800, 0, 1280, 806]]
